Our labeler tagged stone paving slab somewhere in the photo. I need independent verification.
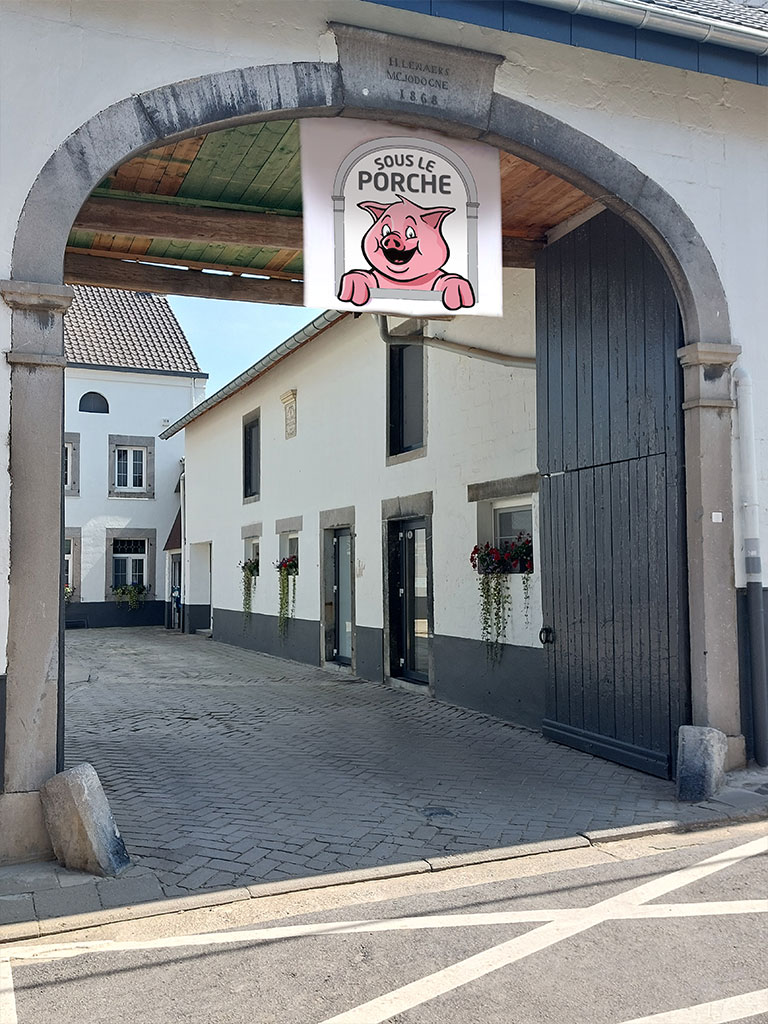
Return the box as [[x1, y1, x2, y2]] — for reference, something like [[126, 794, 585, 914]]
[[2, 626, 767, 938]]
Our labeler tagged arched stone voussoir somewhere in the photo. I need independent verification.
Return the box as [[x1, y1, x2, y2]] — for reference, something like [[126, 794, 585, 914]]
[[484, 92, 730, 346], [11, 61, 343, 289], [13, 95, 161, 286], [137, 61, 343, 144]]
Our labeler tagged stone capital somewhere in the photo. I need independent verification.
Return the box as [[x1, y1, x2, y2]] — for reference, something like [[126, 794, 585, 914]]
[[677, 342, 741, 368], [0, 279, 74, 313]]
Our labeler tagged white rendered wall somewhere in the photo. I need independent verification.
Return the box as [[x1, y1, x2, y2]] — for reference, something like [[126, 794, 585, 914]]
[[64, 368, 204, 604], [183, 268, 541, 649], [1, 0, 767, 663], [0, 303, 9, 673]]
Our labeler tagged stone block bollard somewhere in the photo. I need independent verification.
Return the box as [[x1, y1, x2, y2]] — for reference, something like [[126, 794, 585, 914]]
[[676, 725, 728, 802], [40, 763, 131, 876]]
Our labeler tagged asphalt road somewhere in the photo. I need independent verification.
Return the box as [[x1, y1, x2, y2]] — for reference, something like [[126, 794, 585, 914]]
[[3, 822, 767, 1024]]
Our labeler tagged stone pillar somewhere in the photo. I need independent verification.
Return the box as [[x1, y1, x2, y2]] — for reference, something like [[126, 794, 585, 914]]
[[678, 341, 744, 770], [0, 280, 73, 864]]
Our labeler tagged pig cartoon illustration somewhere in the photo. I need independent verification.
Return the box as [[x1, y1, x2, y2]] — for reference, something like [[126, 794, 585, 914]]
[[337, 195, 475, 310]]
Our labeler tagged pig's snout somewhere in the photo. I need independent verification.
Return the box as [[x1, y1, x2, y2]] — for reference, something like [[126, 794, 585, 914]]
[[382, 234, 404, 251]]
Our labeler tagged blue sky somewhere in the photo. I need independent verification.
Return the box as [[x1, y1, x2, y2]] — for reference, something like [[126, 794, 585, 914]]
[[168, 297, 323, 396]]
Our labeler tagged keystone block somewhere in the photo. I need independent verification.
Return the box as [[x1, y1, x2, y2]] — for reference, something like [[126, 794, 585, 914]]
[[676, 726, 728, 802], [40, 763, 130, 877]]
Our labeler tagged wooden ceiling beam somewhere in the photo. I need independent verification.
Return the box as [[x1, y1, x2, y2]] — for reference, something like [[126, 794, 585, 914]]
[[501, 236, 544, 268], [64, 254, 304, 306], [74, 196, 303, 250]]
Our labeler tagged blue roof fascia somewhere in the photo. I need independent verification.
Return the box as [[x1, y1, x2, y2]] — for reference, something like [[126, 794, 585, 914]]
[[364, 0, 767, 85]]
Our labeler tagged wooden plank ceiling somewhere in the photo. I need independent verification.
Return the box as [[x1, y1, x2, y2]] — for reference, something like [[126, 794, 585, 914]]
[[65, 119, 594, 305]]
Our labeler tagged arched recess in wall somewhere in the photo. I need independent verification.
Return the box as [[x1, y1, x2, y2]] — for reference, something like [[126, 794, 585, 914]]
[[10, 58, 729, 348]]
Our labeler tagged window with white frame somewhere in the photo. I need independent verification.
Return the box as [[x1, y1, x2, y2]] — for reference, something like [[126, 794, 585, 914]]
[[112, 538, 147, 588], [492, 498, 534, 572], [115, 446, 146, 491], [63, 432, 80, 495], [279, 532, 299, 570], [63, 443, 72, 489], [108, 435, 155, 498], [244, 537, 260, 577], [63, 538, 72, 588]]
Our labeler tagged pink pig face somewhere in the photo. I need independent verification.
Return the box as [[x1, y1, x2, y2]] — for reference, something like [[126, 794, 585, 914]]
[[358, 195, 454, 284]]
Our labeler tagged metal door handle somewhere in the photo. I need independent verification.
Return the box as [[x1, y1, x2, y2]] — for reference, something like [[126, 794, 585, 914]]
[[539, 626, 555, 645]]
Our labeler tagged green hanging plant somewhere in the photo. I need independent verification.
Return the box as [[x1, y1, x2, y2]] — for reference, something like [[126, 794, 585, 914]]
[[470, 533, 533, 662], [112, 583, 150, 611], [274, 554, 299, 637], [239, 556, 259, 617]]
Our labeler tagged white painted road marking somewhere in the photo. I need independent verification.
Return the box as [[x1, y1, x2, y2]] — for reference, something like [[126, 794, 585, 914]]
[[618, 987, 768, 1024], [3, 899, 768, 965], [1, 835, 765, 1024], [318, 834, 768, 1024], [0, 959, 18, 1024]]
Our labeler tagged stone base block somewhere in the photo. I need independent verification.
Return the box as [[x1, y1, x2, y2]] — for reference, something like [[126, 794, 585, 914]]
[[0, 791, 53, 865], [40, 763, 130, 877], [677, 725, 728, 802]]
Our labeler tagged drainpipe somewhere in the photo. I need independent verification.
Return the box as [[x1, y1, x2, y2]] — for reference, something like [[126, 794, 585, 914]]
[[179, 463, 187, 634], [375, 315, 536, 369], [734, 366, 768, 767]]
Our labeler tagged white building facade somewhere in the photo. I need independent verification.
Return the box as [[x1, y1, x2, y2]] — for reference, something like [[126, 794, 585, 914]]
[[168, 272, 544, 727], [64, 287, 206, 629], [1, 0, 767, 862]]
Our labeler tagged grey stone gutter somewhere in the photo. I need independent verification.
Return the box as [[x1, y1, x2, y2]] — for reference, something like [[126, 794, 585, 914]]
[[524, 0, 768, 54], [159, 310, 346, 439]]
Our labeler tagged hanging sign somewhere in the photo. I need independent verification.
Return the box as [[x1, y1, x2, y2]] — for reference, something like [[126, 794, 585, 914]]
[[301, 119, 502, 318]]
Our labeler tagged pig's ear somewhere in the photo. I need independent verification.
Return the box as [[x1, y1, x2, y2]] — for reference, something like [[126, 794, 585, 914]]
[[420, 206, 455, 231], [358, 201, 390, 222]]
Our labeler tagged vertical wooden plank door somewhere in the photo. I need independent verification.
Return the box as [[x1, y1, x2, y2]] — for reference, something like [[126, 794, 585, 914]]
[[536, 210, 690, 778]]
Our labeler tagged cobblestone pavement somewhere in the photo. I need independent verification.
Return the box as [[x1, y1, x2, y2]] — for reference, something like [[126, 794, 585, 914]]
[[63, 627, 768, 898]]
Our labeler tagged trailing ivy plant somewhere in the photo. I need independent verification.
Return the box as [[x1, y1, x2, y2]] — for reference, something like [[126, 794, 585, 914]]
[[112, 583, 150, 611], [239, 556, 259, 617], [274, 554, 299, 637], [470, 532, 533, 662]]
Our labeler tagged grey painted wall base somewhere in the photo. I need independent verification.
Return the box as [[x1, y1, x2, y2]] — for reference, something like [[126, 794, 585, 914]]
[[354, 625, 385, 683], [432, 635, 546, 731], [184, 604, 211, 634], [736, 586, 768, 763], [214, 608, 321, 666], [65, 601, 165, 629]]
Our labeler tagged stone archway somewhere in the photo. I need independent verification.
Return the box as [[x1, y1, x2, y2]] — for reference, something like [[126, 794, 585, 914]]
[[0, 25, 742, 863]]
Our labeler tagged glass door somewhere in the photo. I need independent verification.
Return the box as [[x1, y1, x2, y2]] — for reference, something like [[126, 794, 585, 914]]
[[334, 528, 353, 664], [390, 519, 431, 684]]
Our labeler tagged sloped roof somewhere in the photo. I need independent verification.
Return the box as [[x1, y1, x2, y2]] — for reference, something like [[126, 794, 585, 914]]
[[646, 0, 768, 31], [64, 285, 205, 376]]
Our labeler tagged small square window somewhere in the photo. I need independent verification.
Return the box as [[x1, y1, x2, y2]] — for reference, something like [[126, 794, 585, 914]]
[[244, 538, 260, 576], [492, 503, 534, 573], [279, 532, 299, 572]]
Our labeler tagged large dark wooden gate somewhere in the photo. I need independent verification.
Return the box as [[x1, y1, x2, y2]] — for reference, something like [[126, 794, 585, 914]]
[[536, 210, 690, 778]]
